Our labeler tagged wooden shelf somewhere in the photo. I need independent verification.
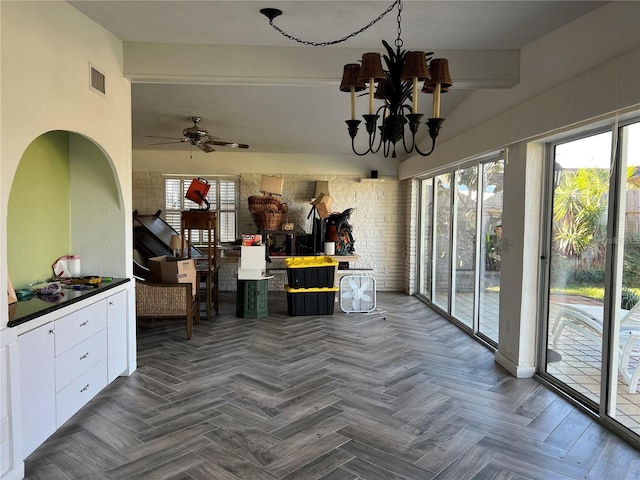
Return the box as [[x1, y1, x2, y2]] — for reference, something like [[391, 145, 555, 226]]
[[360, 178, 388, 183], [181, 210, 218, 318]]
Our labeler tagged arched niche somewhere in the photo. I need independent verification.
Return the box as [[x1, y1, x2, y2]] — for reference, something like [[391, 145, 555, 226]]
[[7, 131, 126, 289]]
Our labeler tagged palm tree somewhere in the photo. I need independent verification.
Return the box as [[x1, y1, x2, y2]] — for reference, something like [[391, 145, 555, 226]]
[[552, 168, 609, 268]]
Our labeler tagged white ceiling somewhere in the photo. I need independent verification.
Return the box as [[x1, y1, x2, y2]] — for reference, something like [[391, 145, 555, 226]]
[[69, 0, 607, 160]]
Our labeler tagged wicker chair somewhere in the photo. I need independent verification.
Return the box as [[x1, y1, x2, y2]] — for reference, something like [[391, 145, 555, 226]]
[[135, 280, 198, 339]]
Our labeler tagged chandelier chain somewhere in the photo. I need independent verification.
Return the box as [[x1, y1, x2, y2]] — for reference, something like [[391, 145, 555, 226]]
[[395, 0, 403, 48], [266, 0, 400, 47]]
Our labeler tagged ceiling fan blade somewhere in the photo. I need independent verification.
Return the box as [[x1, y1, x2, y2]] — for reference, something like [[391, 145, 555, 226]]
[[146, 135, 186, 141], [149, 140, 188, 145], [206, 140, 250, 149], [198, 142, 216, 153]]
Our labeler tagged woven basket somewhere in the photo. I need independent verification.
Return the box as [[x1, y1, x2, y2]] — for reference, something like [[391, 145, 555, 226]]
[[252, 212, 284, 230], [248, 195, 281, 213]]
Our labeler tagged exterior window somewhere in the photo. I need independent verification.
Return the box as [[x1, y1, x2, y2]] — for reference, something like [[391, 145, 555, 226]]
[[417, 153, 504, 347], [164, 176, 238, 244]]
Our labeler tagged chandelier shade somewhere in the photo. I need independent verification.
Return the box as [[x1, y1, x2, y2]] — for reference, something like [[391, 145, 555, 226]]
[[374, 81, 387, 100], [400, 51, 431, 82], [428, 58, 453, 87], [422, 82, 450, 94], [339, 64, 367, 92], [358, 53, 386, 83]]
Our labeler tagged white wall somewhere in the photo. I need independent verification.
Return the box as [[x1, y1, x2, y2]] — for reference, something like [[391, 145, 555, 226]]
[[1, 0, 133, 315], [0, 2, 132, 477]]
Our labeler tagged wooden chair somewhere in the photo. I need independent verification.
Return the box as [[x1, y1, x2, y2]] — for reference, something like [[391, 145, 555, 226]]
[[135, 280, 198, 339]]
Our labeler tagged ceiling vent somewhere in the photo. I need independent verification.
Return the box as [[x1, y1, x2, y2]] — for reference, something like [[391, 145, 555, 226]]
[[89, 64, 106, 96]]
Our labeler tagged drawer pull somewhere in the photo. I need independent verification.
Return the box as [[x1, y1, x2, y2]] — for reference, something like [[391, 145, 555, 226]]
[[79, 321, 89, 327], [80, 352, 90, 360], [80, 384, 90, 393]]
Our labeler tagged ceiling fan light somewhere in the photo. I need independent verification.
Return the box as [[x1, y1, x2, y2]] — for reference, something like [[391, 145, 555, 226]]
[[183, 126, 208, 137]]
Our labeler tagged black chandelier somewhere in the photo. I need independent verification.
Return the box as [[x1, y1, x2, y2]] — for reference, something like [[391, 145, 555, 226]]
[[260, 0, 452, 158]]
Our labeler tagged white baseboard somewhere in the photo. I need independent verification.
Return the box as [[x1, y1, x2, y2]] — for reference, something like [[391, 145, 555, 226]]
[[495, 350, 536, 378]]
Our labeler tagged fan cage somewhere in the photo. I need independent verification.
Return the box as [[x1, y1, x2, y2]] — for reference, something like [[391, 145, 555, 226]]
[[340, 274, 376, 313]]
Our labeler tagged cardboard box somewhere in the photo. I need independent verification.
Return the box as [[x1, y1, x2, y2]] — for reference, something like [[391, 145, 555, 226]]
[[242, 234, 263, 246], [311, 193, 333, 219], [148, 256, 197, 296], [238, 246, 267, 280], [259, 175, 284, 196]]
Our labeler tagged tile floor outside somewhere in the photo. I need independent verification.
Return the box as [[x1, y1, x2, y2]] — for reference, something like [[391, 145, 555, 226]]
[[449, 289, 640, 435], [547, 301, 640, 435]]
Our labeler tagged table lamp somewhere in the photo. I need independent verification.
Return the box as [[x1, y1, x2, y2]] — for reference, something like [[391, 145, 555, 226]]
[[170, 234, 183, 258]]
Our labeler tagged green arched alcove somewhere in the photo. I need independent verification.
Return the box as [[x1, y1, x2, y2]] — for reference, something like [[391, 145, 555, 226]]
[[8, 131, 123, 288]]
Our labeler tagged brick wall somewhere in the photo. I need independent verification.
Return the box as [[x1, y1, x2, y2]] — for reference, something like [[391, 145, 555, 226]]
[[132, 171, 165, 215], [133, 171, 407, 292]]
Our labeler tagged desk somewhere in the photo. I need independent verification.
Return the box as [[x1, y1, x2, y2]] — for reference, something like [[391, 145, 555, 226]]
[[217, 253, 368, 284]]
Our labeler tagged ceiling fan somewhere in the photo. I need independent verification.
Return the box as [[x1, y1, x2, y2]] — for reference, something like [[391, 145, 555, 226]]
[[147, 116, 249, 153]]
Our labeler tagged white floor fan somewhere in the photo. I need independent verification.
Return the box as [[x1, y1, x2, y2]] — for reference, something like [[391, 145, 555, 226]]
[[339, 274, 378, 314]]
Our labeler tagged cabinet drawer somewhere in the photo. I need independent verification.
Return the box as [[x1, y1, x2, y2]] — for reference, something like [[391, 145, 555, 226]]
[[56, 359, 107, 427], [55, 300, 107, 354], [55, 330, 107, 393]]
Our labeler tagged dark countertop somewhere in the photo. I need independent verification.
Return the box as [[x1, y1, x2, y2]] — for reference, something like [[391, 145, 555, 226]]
[[7, 278, 130, 328]]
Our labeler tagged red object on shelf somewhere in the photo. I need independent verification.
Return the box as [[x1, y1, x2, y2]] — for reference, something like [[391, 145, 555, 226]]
[[185, 177, 211, 209]]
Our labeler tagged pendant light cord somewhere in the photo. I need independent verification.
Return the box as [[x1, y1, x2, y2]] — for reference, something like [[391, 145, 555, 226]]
[[264, 0, 401, 47]]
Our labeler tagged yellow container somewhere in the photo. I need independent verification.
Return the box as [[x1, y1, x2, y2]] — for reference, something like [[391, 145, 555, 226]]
[[284, 255, 338, 269]]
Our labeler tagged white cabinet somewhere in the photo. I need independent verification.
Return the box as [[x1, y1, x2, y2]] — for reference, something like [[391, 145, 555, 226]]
[[18, 323, 56, 457], [54, 301, 107, 355], [55, 329, 107, 394], [107, 290, 128, 382], [56, 359, 107, 427], [53, 299, 109, 429], [17, 288, 129, 457]]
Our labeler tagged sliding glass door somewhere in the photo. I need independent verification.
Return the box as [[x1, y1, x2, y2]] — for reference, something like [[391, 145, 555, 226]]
[[544, 131, 612, 405], [417, 154, 503, 346], [433, 173, 451, 310], [478, 161, 504, 344], [451, 166, 478, 328], [611, 121, 640, 434], [542, 120, 640, 437]]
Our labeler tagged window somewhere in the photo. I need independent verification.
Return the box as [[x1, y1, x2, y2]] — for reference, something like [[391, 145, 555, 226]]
[[417, 153, 504, 346], [164, 176, 239, 243], [541, 119, 640, 438]]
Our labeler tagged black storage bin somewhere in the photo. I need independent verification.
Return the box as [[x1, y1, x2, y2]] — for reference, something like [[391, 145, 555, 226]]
[[284, 256, 337, 289], [286, 286, 338, 316]]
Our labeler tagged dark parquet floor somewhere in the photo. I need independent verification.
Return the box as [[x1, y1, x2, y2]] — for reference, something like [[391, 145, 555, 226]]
[[24, 292, 640, 479]]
